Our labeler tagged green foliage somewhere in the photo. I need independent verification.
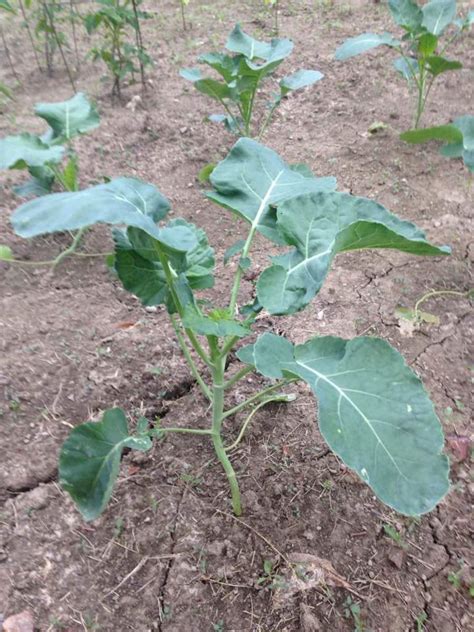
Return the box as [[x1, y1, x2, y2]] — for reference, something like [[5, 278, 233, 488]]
[[85, 0, 152, 97], [181, 24, 323, 137], [335, 0, 472, 128], [7, 139, 450, 522], [401, 115, 474, 171], [0, 93, 99, 196], [59, 408, 151, 520], [0, 0, 15, 13]]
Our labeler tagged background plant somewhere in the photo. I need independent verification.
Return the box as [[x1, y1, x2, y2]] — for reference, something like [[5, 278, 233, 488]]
[[335, 0, 473, 128], [400, 114, 474, 172], [181, 24, 323, 138], [0, 92, 100, 266], [85, 0, 152, 98], [6, 138, 451, 522]]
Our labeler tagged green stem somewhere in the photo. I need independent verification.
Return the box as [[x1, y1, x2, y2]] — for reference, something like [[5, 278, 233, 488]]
[[211, 351, 242, 515], [222, 379, 295, 420], [225, 392, 293, 452], [170, 314, 212, 401], [52, 227, 87, 268], [414, 289, 469, 315], [157, 426, 213, 436], [414, 63, 426, 129], [155, 249, 211, 367], [258, 99, 279, 141], [223, 365, 255, 390]]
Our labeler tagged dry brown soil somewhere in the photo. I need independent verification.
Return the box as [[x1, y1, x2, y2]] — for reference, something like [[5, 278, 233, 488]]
[[0, 1, 473, 630]]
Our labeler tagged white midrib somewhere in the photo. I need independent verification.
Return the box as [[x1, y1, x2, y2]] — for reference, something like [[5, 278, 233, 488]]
[[65, 105, 70, 140], [295, 359, 407, 480], [244, 169, 283, 254]]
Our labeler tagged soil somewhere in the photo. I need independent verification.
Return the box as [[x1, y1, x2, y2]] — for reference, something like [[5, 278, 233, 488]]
[[0, 1, 473, 631]]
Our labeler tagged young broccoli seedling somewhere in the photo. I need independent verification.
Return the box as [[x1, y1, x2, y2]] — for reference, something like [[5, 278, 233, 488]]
[[7, 139, 450, 522]]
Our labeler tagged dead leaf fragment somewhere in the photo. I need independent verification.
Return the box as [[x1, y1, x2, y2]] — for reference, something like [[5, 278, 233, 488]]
[[272, 552, 355, 609], [446, 434, 471, 462]]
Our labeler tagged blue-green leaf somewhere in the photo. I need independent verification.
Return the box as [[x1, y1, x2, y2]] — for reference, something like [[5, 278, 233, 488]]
[[388, 0, 423, 30], [241, 333, 450, 516], [59, 408, 152, 521], [225, 23, 293, 62], [335, 33, 401, 61], [279, 69, 323, 96], [422, 0, 457, 36], [0, 133, 64, 170], [207, 138, 336, 244], [256, 192, 450, 315], [400, 125, 463, 144], [393, 56, 420, 80], [35, 93, 100, 143], [11, 178, 172, 239]]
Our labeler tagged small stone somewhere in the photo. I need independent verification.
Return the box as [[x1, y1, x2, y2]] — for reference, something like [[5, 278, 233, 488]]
[[2, 610, 34, 632], [388, 548, 405, 570]]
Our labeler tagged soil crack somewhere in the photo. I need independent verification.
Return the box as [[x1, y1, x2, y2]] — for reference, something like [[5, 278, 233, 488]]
[[156, 485, 186, 632]]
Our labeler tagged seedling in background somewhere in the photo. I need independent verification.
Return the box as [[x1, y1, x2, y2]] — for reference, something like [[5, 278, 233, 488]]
[[335, 1, 473, 128], [85, 0, 152, 98], [0, 93, 100, 266], [181, 24, 323, 138], [400, 114, 474, 172], [383, 523, 407, 549], [344, 597, 366, 632], [7, 139, 450, 522]]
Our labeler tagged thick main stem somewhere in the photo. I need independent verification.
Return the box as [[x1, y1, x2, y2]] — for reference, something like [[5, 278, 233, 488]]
[[211, 351, 242, 515]]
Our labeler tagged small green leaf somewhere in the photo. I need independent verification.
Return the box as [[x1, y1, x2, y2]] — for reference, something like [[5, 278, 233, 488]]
[[279, 69, 323, 96], [224, 239, 245, 265], [335, 33, 401, 61], [198, 163, 215, 183], [59, 408, 152, 521], [225, 23, 293, 62], [62, 155, 78, 191], [35, 93, 100, 143], [422, 0, 457, 36], [182, 308, 250, 338], [400, 125, 463, 145], [388, 0, 423, 30], [0, 0, 15, 14], [425, 55, 462, 76], [0, 133, 64, 170], [242, 333, 450, 516], [0, 245, 14, 261], [418, 33, 438, 56], [393, 56, 419, 81]]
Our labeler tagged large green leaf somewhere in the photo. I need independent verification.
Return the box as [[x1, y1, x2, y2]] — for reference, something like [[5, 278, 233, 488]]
[[180, 68, 234, 101], [388, 0, 423, 30], [400, 125, 463, 144], [35, 93, 100, 143], [225, 23, 293, 62], [59, 408, 152, 521], [0, 133, 64, 170], [207, 138, 336, 244], [279, 69, 323, 96], [114, 220, 214, 311], [256, 192, 450, 315], [334, 33, 401, 61], [237, 333, 450, 516], [422, 0, 457, 35], [11, 178, 174, 240], [197, 52, 240, 82]]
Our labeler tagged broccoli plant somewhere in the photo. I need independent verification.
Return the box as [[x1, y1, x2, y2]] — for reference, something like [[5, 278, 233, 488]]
[[0, 92, 99, 197], [7, 139, 450, 521], [180, 24, 323, 138], [400, 114, 474, 172], [84, 0, 152, 98], [0, 92, 100, 266], [335, 0, 473, 128]]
